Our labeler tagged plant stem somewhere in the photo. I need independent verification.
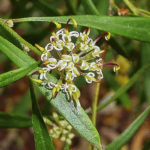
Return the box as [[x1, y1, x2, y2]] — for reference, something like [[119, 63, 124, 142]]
[[92, 82, 101, 125], [89, 82, 101, 150], [0, 19, 41, 56]]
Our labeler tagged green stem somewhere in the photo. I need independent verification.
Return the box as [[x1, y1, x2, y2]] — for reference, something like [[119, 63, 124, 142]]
[[89, 82, 101, 150], [92, 83, 100, 125], [0, 19, 41, 56]]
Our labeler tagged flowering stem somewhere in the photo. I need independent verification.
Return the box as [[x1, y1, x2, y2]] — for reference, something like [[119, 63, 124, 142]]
[[92, 82, 100, 126], [89, 82, 102, 150]]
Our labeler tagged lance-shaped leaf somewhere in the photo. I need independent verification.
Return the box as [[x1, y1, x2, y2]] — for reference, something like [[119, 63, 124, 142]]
[[13, 16, 150, 42], [0, 20, 40, 55], [0, 63, 38, 87], [29, 80, 55, 150], [105, 105, 150, 150], [0, 36, 36, 67], [34, 77, 101, 148], [0, 37, 101, 148], [0, 112, 31, 128]]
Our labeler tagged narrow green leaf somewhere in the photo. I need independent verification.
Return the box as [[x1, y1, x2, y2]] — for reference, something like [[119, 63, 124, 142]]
[[29, 79, 55, 150], [97, 64, 150, 110], [12, 88, 41, 115], [64, 143, 70, 150], [32, 0, 60, 16], [141, 43, 150, 104], [13, 16, 150, 42], [65, 0, 76, 14], [105, 105, 150, 150], [0, 20, 40, 55], [0, 21, 22, 49], [0, 63, 37, 87], [96, 0, 109, 15], [0, 112, 31, 128], [81, 0, 100, 15], [0, 36, 36, 67], [33, 74, 101, 149]]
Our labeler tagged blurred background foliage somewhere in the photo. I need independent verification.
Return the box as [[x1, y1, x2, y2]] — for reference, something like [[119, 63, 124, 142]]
[[0, 0, 150, 150]]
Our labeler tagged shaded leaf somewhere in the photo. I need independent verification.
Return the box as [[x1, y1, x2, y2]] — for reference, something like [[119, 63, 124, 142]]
[[0, 63, 38, 87], [34, 74, 101, 149], [13, 16, 150, 42], [105, 105, 150, 150], [141, 43, 150, 104], [103, 70, 132, 109], [29, 80, 55, 150], [97, 64, 150, 110], [81, 0, 100, 15], [96, 0, 109, 15], [0, 20, 40, 55], [0, 36, 36, 67], [0, 112, 31, 128]]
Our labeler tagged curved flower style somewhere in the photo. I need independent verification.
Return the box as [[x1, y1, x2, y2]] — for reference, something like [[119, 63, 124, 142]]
[[31, 18, 119, 106]]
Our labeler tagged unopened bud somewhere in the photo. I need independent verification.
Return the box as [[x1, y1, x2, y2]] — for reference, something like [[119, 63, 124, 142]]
[[5, 20, 14, 28]]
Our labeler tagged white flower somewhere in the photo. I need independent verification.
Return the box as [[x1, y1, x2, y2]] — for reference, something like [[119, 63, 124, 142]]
[[53, 40, 64, 51], [72, 67, 80, 77], [80, 42, 89, 51], [92, 46, 101, 57], [45, 43, 53, 52], [66, 62, 74, 71], [39, 68, 49, 80], [68, 84, 77, 93], [47, 58, 57, 69], [64, 42, 75, 52], [61, 55, 72, 62], [85, 72, 96, 84], [47, 82, 56, 89], [97, 69, 103, 80], [57, 60, 68, 71], [41, 53, 48, 61], [72, 54, 79, 63], [65, 72, 74, 81], [80, 60, 89, 70], [89, 62, 99, 71], [62, 31, 79, 42]]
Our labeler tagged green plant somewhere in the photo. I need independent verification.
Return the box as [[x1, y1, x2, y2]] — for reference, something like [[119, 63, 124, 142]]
[[0, 0, 150, 150]]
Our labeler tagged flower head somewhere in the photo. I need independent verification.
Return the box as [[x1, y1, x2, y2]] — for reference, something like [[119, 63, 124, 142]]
[[31, 18, 119, 106]]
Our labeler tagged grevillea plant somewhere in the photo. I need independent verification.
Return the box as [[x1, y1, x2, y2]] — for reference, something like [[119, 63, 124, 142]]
[[0, 0, 150, 150], [31, 18, 119, 107]]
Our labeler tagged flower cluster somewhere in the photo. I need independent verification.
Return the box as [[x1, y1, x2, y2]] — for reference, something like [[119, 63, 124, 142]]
[[31, 18, 119, 105], [44, 112, 75, 145]]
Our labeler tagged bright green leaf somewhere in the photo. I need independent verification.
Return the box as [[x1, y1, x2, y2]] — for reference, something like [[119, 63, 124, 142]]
[[29, 80, 55, 150], [0, 63, 38, 87], [81, 0, 100, 15], [96, 0, 109, 15], [33, 74, 101, 149], [105, 105, 150, 150], [0, 112, 31, 128], [0, 36, 36, 67], [0, 20, 40, 55], [12, 16, 150, 42]]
